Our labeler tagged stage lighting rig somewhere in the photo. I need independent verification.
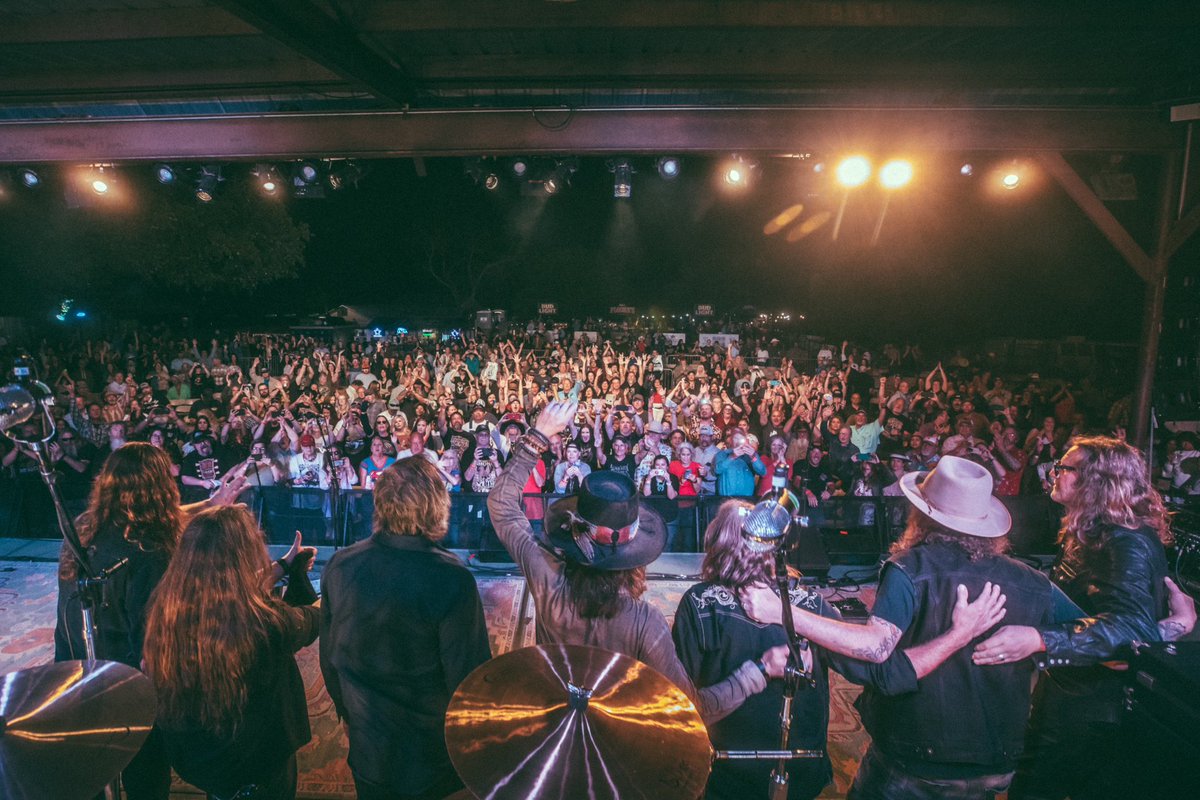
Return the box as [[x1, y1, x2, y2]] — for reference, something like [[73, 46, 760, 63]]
[[610, 158, 634, 198], [657, 156, 681, 180], [327, 160, 366, 191], [194, 165, 222, 203], [252, 164, 282, 195]]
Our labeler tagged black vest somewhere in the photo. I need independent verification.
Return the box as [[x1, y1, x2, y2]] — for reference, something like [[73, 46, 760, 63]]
[[857, 541, 1054, 770]]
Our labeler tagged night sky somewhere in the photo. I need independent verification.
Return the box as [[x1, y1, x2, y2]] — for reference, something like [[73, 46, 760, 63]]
[[0, 153, 1156, 344]]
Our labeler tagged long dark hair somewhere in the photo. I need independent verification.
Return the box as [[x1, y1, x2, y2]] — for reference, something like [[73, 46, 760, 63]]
[[143, 506, 279, 735], [60, 443, 182, 581], [1059, 436, 1172, 551], [564, 561, 647, 619]]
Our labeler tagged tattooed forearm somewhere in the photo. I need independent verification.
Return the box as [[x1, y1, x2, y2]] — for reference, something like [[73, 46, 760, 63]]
[[1159, 620, 1187, 642], [849, 617, 902, 663]]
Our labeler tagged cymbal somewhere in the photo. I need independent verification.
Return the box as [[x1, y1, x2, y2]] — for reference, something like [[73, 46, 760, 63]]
[[0, 660, 157, 800], [446, 644, 712, 800]]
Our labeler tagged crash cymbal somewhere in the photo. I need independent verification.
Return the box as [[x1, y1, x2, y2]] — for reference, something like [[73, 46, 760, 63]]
[[0, 660, 157, 800], [446, 644, 711, 800]]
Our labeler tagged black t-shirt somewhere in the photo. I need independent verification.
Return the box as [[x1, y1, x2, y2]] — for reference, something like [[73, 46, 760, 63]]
[[793, 459, 833, 495], [603, 454, 637, 483]]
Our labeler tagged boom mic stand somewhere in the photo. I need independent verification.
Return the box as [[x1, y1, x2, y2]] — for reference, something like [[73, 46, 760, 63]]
[[0, 380, 128, 663], [315, 413, 343, 547], [714, 489, 823, 799]]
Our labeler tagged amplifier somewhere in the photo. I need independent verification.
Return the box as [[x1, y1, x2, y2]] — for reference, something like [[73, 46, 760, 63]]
[[1122, 641, 1200, 799]]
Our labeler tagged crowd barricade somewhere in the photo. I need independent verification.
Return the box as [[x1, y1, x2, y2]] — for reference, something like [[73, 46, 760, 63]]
[[235, 488, 1067, 559], [1, 481, 1065, 559]]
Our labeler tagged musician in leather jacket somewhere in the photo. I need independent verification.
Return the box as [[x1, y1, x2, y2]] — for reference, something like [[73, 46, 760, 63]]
[[972, 436, 1190, 800]]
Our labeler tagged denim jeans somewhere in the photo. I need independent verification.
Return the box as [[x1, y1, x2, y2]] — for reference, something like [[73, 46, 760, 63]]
[[848, 745, 1013, 800]]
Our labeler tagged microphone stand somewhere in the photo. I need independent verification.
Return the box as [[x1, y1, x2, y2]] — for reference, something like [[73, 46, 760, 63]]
[[8, 386, 128, 662], [316, 414, 343, 547], [768, 544, 818, 800], [721, 488, 823, 799], [5, 384, 125, 800]]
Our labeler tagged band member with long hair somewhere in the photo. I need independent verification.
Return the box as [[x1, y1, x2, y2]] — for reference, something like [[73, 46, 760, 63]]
[[676, 499, 1007, 799], [54, 443, 248, 800], [488, 399, 788, 724], [972, 436, 1195, 799], [320, 457, 491, 800], [143, 506, 318, 800]]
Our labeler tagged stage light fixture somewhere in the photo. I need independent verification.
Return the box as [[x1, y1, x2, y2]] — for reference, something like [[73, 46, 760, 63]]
[[611, 158, 634, 198], [960, 163, 974, 177], [295, 161, 320, 184], [657, 156, 680, 180], [155, 164, 177, 185], [512, 158, 529, 177], [1002, 171, 1021, 189], [544, 158, 578, 195], [89, 166, 111, 195], [289, 163, 325, 199], [722, 156, 755, 189], [879, 159, 913, 189], [194, 165, 222, 203], [18, 168, 40, 188], [484, 173, 500, 190], [836, 156, 871, 188], [327, 160, 366, 190], [253, 164, 281, 195]]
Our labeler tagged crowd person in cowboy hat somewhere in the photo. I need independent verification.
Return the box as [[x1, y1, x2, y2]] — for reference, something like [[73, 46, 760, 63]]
[[488, 399, 789, 723], [741, 456, 1074, 797]]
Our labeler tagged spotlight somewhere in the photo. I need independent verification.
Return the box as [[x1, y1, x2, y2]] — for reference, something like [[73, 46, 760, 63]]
[[18, 168, 40, 189], [154, 164, 177, 185], [544, 158, 578, 195], [1002, 171, 1020, 189], [194, 165, 222, 203], [656, 156, 681, 180], [813, 162, 825, 174], [879, 159, 913, 190], [960, 163, 974, 177], [252, 164, 282, 195], [722, 156, 754, 189], [89, 166, 111, 195], [512, 158, 529, 178], [483, 173, 500, 191], [295, 161, 320, 184], [835, 156, 871, 188], [290, 163, 325, 199], [611, 158, 634, 198], [327, 160, 366, 190]]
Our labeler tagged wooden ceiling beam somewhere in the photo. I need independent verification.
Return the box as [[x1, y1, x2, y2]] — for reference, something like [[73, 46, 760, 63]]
[[0, 8, 258, 44], [408, 53, 1170, 87], [210, 0, 420, 107], [0, 62, 344, 100], [1038, 151, 1153, 282], [0, 107, 1178, 164], [359, 0, 1200, 32]]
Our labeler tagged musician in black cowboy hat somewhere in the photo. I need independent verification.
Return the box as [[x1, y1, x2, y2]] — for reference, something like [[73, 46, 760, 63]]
[[489, 398, 789, 724]]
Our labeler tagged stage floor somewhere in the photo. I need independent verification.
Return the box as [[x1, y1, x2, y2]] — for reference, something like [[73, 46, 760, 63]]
[[0, 539, 873, 799]]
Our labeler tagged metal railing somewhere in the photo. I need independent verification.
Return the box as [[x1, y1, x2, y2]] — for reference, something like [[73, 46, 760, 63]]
[[0, 479, 1064, 560]]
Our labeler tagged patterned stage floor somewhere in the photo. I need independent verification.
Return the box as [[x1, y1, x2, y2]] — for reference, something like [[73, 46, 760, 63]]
[[0, 558, 871, 798]]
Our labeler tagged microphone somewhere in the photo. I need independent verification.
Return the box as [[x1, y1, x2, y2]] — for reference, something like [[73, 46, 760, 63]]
[[741, 489, 802, 553], [0, 384, 36, 433]]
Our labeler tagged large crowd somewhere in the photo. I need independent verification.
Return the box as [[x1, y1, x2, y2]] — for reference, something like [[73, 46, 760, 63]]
[[4, 317, 1194, 800], [6, 317, 1190, 535]]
